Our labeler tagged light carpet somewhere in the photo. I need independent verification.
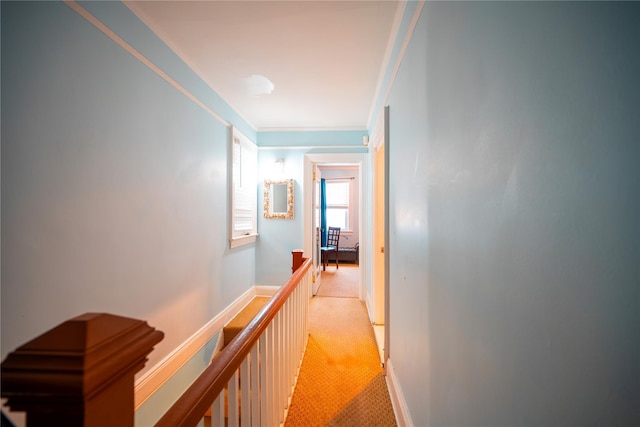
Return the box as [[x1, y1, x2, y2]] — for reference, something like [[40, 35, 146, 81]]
[[316, 264, 359, 298], [284, 297, 396, 426]]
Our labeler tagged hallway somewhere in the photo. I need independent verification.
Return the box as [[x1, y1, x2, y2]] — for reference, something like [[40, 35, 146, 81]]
[[284, 265, 396, 426]]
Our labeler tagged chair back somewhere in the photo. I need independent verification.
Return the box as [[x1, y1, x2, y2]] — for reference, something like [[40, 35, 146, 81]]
[[326, 227, 340, 247]]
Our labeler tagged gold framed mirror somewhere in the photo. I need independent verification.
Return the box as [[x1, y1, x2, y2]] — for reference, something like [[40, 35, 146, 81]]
[[264, 179, 294, 219]]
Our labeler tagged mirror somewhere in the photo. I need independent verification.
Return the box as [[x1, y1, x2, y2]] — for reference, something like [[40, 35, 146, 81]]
[[264, 179, 294, 219]]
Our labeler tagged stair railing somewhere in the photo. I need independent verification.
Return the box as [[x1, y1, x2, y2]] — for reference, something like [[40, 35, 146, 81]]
[[0, 256, 311, 427], [155, 257, 312, 427]]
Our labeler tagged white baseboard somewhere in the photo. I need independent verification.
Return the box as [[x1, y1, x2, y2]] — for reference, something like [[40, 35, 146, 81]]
[[386, 358, 414, 427], [365, 290, 375, 323], [134, 286, 257, 408], [255, 285, 280, 297]]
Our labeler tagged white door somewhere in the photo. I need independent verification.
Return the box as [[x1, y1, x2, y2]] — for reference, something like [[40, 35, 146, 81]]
[[311, 165, 322, 295], [372, 106, 390, 369], [373, 143, 386, 323]]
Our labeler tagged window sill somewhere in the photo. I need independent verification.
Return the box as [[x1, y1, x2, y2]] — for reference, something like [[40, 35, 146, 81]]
[[230, 233, 258, 249]]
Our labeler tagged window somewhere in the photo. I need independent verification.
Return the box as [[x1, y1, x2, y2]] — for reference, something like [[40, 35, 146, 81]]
[[229, 127, 257, 248], [326, 180, 351, 231]]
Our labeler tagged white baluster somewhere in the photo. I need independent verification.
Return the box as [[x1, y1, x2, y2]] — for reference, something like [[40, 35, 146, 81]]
[[211, 392, 225, 427], [240, 355, 251, 426], [228, 371, 239, 427], [251, 343, 260, 426], [259, 332, 268, 426]]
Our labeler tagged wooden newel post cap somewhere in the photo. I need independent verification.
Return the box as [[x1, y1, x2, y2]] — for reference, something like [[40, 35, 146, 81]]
[[291, 249, 305, 273], [1, 313, 164, 427]]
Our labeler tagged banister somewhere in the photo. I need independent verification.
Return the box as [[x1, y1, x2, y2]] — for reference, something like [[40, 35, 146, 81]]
[[1, 313, 163, 427], [155, 257, 312, 427]]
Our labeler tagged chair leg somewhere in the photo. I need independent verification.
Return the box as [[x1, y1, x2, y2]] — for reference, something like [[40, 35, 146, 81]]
[[335, 250, 339, 269]]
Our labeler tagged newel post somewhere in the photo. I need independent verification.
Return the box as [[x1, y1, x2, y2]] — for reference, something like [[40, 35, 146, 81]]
[[1, 313, 163, 427], [291, 249, 305, 273]]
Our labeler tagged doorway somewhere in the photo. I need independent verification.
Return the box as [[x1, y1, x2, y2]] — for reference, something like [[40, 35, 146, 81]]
[[303, 153, 367, 299]]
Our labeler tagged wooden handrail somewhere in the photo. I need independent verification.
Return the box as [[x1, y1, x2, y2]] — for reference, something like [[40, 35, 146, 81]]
[[155, 257, 312, 427]]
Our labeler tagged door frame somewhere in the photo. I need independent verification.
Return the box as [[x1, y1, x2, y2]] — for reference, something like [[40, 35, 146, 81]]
[[369, 105, 390, 369], [303, 153, 368, 299], [372, 141, 385, 324]]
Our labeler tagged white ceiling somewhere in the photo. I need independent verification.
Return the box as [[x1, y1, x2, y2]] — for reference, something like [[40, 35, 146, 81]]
[[125, 1, 401, 131]]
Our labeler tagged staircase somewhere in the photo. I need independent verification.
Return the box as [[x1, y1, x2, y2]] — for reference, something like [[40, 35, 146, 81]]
[[222, 297, 270, 348]]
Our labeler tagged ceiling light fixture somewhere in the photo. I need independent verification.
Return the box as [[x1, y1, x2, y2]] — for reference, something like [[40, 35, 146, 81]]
[[243, 74, 275, 96]]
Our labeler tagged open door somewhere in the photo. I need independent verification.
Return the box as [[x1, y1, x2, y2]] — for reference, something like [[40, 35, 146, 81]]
[[373, 143, 385, 323], [372, 106, 390, 369], [311, 164, 322, 295]]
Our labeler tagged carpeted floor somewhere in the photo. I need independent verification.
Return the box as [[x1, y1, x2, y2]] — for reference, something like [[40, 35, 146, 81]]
[[316, 264, 359, 298], [284, 293, 397, 426]]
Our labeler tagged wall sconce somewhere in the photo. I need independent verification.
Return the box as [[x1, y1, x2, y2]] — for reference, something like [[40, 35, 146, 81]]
[[274, 158, 285, 175]]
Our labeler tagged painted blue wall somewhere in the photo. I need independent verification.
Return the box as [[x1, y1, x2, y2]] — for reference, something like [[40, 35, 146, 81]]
[[135, 334, 219, 426], [255, 139, 368, 287], [258, 130, 367, 147], [256, 148, 305, 286], [1, 1, 256, 378], [386, 2, 639, 425]]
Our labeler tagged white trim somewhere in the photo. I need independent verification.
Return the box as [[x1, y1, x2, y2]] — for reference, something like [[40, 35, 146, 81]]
[[255, 285, 280, 297], [229, 127, 258, 248], [370, 110, 385, 151], [229, 233, 258, 249], [123, 2, 257, 132], [365, 289, 375, 323], [367, 1, 425, 132], [386, 358, 414, 427], [134, 286, 257, 408], [317, 165, 359, 172], [377, 2, 425, 122], [303, 153, 368, 302], [366, 1, 407, 127], [64, 1, 231, 129], [258, 145, 368, 151], [258, 126, 368, 132]]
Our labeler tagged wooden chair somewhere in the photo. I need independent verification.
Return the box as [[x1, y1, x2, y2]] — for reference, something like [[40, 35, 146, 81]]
[[321, 227, 341, 271]]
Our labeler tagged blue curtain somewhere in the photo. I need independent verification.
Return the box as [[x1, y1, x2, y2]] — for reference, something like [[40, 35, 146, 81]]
[[320, 178, 327, 247]]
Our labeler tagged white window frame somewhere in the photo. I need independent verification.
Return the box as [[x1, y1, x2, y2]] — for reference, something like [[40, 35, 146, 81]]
[[325, 179, 353, 233], [229, 127, 258, 248]]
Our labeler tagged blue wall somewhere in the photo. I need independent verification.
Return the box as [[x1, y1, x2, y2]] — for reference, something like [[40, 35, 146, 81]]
[[386, 2, 639, 425], [1, 1, 255, 375], [256, 148, 305, 286], [255, 131, 368, 287]]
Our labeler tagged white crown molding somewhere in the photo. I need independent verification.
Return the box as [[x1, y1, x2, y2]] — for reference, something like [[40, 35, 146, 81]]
[[386, 358, 415, 427], [257, 126, 368, 132], [122, 1, 258, 132], [65, 1, 233, 130], [367, 1, 425, 131], [258, 145, 369, 151], [366, 1, 407, 128]]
